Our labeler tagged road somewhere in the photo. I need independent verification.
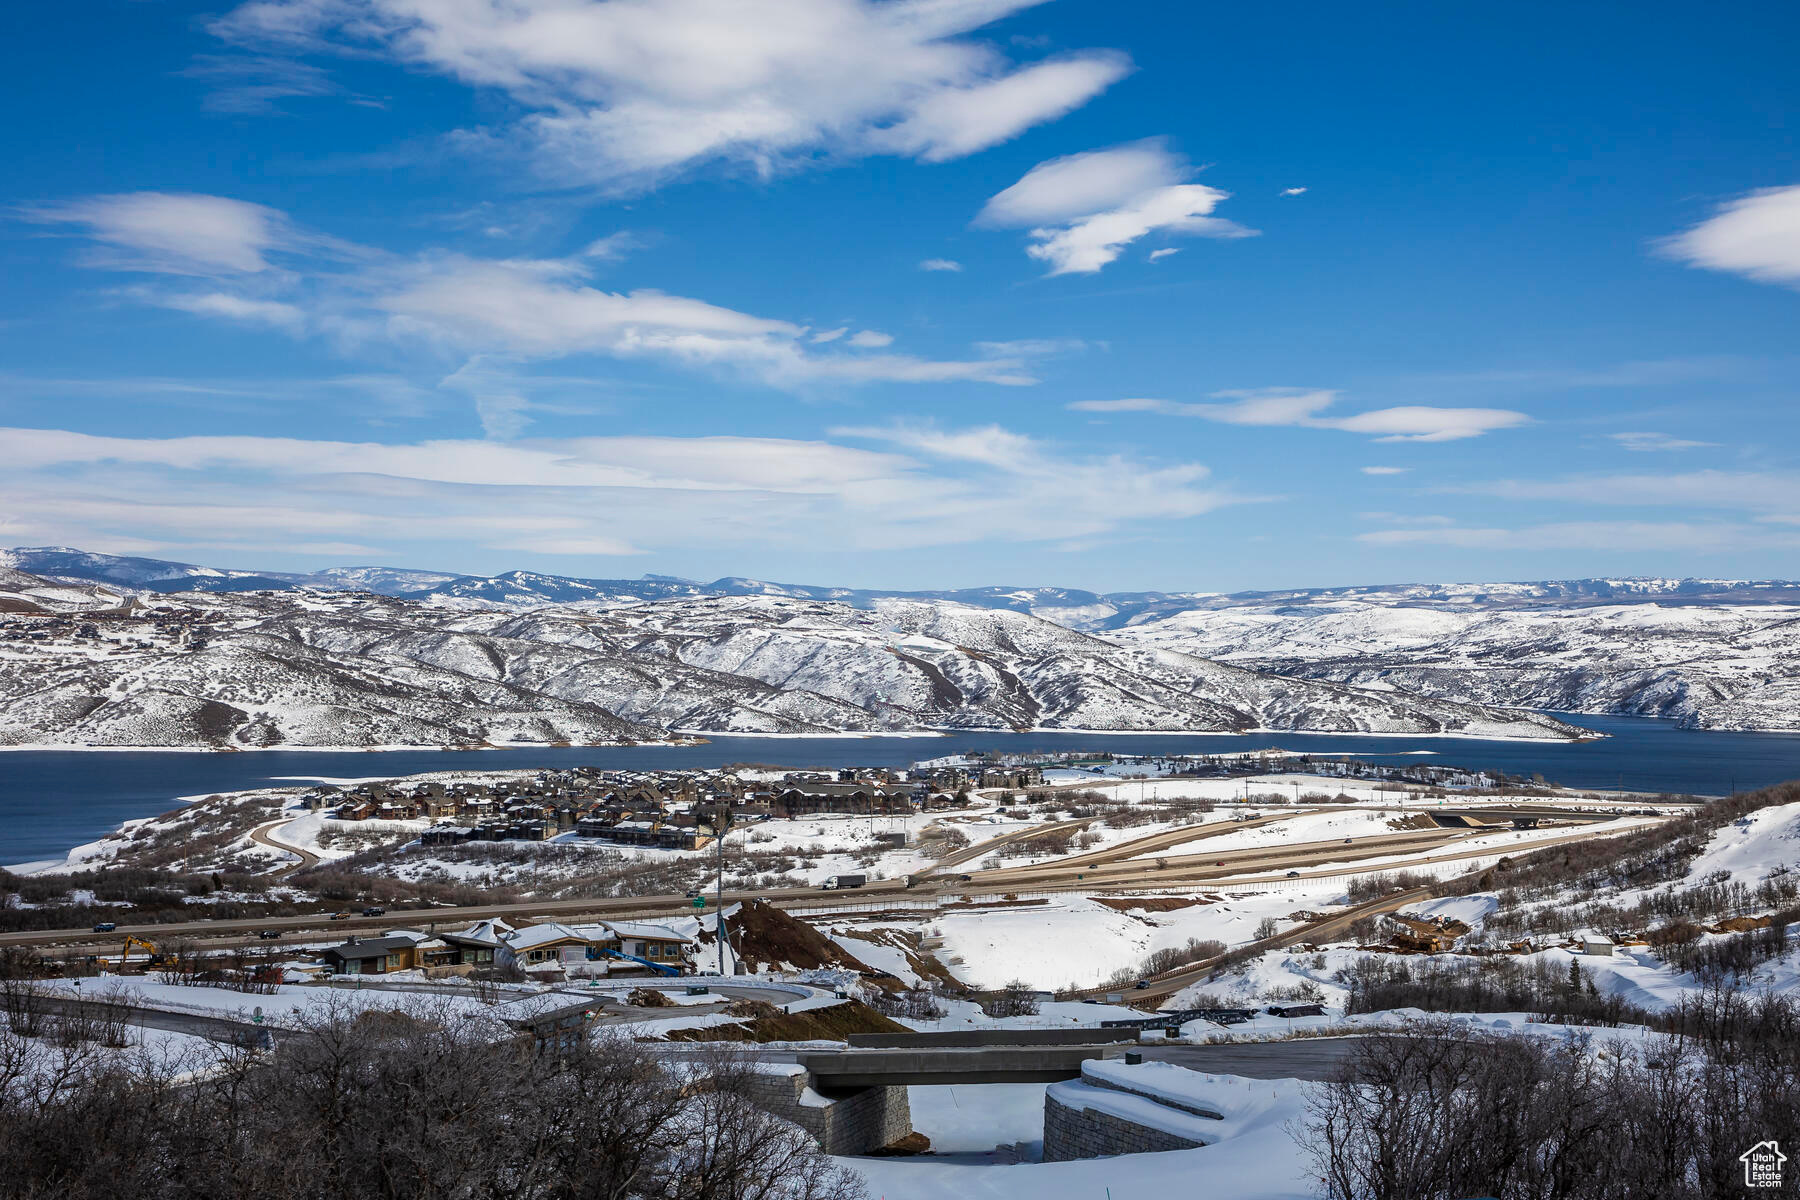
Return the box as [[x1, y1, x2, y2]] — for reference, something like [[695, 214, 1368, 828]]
[[0, 804, 1650, 957], [927, 814, 1098, 873], [31, 993, 285, 1048], [1072, 885, 1438, 1001], [1141, 1036, 1373, 1081], [246, 818, 321, 874]]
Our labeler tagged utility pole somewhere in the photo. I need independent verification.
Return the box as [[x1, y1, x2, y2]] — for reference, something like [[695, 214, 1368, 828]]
[[714, 800, 730, 977]]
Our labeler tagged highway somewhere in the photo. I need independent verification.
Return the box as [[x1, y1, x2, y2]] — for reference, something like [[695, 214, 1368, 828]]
[[0, 803, 1653, 957]]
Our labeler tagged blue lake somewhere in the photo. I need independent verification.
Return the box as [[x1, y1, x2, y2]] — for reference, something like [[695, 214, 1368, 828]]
[[5, 712, 1800, 865]]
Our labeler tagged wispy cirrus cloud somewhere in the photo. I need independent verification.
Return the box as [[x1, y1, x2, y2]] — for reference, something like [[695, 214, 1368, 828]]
[[210, 0, 1131, 192], [21, 191, 1048, 428], [1454, 469, 1800, 515], [976, 139, 1255, 275], [1069, 388, 1529, 442], [1609, 431, 1717, 452], [1657, 184, 1800, 287], [1359, 521, 1800, 552], [21, 192, 325, 276], [1, 422, 1249, 561]]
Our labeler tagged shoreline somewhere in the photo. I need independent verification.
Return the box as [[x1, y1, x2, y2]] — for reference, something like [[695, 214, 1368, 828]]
[[0, 722, 1613, 753]]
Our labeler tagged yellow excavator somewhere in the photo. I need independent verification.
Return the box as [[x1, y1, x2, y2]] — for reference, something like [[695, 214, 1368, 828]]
[[117, 935, 168, 969]]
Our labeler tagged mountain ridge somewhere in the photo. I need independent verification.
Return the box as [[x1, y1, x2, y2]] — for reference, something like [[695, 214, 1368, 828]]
[[0, 564, 1587, 749]]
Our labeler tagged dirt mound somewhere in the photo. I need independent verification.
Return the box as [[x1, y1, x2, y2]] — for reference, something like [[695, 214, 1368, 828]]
[[721, 899, 879, 975], [723, 997, 781, 1019], [833, 926, 963, 992], [867, 1132, 932, 1157], [665, 998, 909, 1043], [627, 987, 675, 1007], [1096, 896, 1209, 913]]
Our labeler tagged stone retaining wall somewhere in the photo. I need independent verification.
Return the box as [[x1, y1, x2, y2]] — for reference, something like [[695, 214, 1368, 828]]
[[1040, 1061, 1215, 1162], [741, 1071, 912, 1155], [1042, 1092, 1205, 1161]]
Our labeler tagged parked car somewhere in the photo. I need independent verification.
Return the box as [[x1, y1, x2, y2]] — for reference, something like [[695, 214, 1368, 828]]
[[257, 930, 282, 939], [92, 922, 117, 933], [360, 906, 385, 917]]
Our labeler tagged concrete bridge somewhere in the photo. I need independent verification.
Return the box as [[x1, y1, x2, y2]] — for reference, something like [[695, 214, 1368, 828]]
[[793, 1042, 1127, 1088]]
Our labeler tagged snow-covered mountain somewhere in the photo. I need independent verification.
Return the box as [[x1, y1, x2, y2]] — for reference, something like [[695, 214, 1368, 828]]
[[1110, 595, 1800, 732], [0, 571, 1583, 749], [7, 545, 1798, 733]]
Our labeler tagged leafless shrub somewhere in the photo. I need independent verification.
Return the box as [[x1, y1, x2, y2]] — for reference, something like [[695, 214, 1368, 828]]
[[1305, 1010, 1798, 1200], [979, 980, 1041, 1018]]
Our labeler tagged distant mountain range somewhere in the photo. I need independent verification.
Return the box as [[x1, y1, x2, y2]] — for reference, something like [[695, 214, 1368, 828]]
[[3, 546, 1797, 740], [0, 561, 1584, 749], [7, 546, 1798, 629]]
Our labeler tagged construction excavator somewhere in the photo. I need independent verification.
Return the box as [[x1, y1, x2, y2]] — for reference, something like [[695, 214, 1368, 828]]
[[115, 935, 170, 969]]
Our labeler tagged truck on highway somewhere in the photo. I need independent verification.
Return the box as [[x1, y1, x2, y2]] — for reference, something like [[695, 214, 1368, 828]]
[[821, 874, 866, 890]]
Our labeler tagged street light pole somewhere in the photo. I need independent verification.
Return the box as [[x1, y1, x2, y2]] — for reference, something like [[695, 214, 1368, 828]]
[[714, 801, 729, 977]]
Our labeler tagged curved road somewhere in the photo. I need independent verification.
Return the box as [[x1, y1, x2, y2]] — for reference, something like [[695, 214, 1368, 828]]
[[246, 819, 322, 875]]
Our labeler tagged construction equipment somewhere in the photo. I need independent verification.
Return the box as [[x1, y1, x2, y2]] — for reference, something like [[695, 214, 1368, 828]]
[[118, 935, 168, 968]]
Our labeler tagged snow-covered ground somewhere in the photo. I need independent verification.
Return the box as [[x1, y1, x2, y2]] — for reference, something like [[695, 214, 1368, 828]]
[[848, 1065, 1317, 1200]]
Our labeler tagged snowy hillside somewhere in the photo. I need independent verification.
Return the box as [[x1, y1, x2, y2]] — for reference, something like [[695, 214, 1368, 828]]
[[1110, 597, 1800, 731], [0, 573, 1583, 749], [12, 544, 1796, 731]]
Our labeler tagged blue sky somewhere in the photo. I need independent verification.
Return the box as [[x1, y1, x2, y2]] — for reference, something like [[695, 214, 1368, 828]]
[[3, 0, 1798, 592]]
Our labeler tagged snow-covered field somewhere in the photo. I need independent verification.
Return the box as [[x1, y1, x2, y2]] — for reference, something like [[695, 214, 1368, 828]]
[[849, 1066, 1317, 1200]]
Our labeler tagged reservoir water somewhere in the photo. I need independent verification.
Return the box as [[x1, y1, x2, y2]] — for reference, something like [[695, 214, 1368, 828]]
[[5, 713, 1800, 866]]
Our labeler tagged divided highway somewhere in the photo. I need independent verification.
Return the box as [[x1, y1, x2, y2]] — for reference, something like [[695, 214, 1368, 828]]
[[0, 804, 1651, 958]]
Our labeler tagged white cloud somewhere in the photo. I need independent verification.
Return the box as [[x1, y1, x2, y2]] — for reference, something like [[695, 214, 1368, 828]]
[[24, 192, 296, 275], [1066, 388, 1529, 441], [1361, 465, 1408, 475], [873, 53, 1133, 162], [975, 338, 1086, 358], [212, 0, 1128, 191], [1066, 397, 1166, 414], [1609, 431, 1717, 452], [1658, 184, 1800, 287], [152, 291, 308, 331], [35, 191, 1043, 413], [1147, 248, 1180, 262], [1325, 404, 1529, 443], [1, 422, 1248, 559], [1279, 187, 1307, 197], [977, 140, 1255, 275], [1177, 389, 1339, 426], [1458, 469, 1800, 515], [578, 231, 643, 261], [1358, 521, 1800, 552], [979, 140, 1184, 225], [919, 258, 963, 272]]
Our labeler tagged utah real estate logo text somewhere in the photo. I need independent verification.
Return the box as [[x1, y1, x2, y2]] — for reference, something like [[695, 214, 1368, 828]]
[[1741, 1140, 1787, 1189]]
